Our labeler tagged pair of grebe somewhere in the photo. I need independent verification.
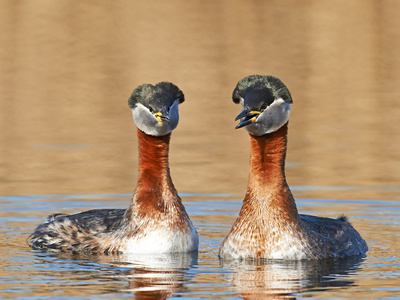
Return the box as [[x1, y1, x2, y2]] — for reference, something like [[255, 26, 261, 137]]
[[28, 76, 368, 260]]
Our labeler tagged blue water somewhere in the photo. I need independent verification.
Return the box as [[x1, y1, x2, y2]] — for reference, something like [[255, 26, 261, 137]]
[[0, 189, 399, 299]]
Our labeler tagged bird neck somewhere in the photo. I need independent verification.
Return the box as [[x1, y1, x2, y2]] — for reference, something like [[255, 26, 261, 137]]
[[244, 122, 300, 221], [132, 128, 182, 214], [137, 128, 172, 179]]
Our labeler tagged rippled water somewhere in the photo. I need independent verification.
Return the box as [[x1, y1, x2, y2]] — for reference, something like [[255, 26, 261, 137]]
[[1, 190, 399, 299]]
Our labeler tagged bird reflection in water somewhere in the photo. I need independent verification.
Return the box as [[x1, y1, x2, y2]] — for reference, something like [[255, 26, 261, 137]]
[[33, 251, 198, 299], [111, 252, 198, 299], [220, 254, 365, 299]]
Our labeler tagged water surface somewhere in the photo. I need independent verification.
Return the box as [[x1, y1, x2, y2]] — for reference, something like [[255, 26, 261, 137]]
[[1, 190, 399, 299]]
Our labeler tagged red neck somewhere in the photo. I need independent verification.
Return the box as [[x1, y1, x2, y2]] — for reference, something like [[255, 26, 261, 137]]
[[243, 122, 299, 222], [131, 128, 181, 215], [137, 128, 172, 183]]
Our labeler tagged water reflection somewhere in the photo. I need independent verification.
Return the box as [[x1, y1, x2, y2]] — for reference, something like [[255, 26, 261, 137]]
[[112, 252, 198, 298], [32, 251, 198, 299], [221, 255, 365, 299]]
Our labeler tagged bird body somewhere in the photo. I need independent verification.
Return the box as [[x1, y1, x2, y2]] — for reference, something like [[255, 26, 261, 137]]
[[28, 82, 198, 254], [220, 75, 368, 260]]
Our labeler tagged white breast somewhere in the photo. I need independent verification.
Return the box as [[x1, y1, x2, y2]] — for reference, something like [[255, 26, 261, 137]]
[[122, 223, 198, 254]]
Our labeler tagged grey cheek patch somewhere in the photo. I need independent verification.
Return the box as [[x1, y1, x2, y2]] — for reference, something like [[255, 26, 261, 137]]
[[132, 101, 180, 137], [245, 100, 290, 136]]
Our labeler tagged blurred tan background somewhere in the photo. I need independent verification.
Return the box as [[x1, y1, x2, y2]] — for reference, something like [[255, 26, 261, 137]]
[[0, 0, 399, 198]]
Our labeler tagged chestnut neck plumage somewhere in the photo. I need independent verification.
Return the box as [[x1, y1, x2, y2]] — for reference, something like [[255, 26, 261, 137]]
[[243, 122, 300, 223], [132, 128, 183, 216]]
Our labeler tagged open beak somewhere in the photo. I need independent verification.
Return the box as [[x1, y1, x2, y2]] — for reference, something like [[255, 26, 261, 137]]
[[154, 110, 170, 123], [235, 109, 261, 129]]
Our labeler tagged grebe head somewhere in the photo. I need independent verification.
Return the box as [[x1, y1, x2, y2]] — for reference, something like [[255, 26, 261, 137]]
[[128, 82, 185, 136], [232, 75, 293, 136]]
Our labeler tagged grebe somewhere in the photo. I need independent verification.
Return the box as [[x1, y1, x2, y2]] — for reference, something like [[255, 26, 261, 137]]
[[219, 75, 368, 260], [28, 82, 199, 254]]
